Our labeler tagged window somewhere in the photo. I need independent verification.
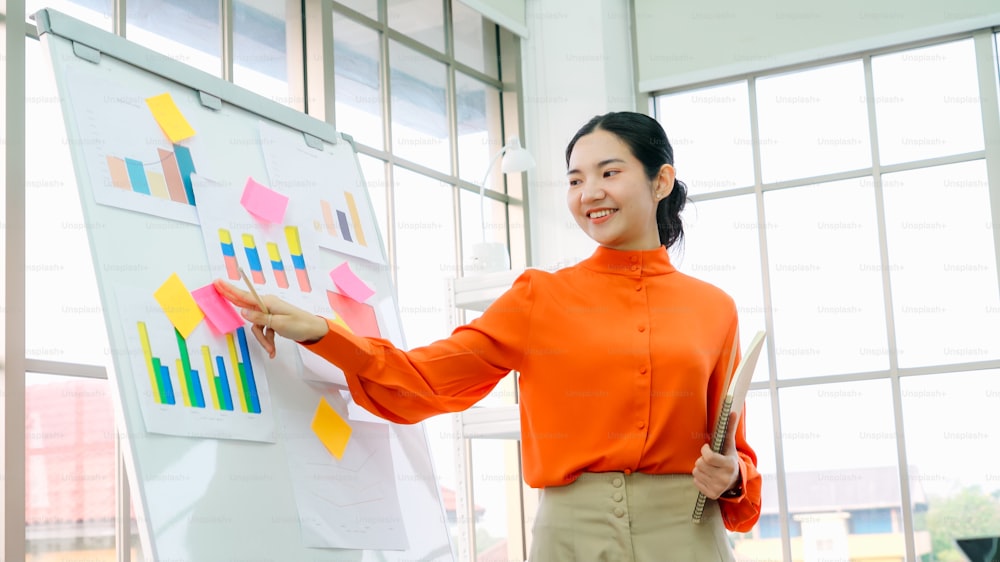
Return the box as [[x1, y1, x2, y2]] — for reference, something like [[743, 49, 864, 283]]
[[25, 374, 143, 561], [10, 1, 524, 560], [850, 508, 895, 534], [327, 2, 527, 559], [655, 31, 1000, 562]]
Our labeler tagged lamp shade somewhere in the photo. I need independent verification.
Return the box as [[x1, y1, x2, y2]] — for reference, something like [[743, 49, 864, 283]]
[[500, 136, 535, 174]]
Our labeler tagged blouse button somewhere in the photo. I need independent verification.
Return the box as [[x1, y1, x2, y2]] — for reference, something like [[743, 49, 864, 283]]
[[629, 264, 639, 272], [613, 492, 624, 502], [614, 507, 625, 518], [629, 256, 639, 263], [612, 477, 623, 488], [637, 326, 646, 333], [624, 469, 632, 475], [635, 285, 642, 292], [637, 421, 646, 430], [639, 367, 647, 375]]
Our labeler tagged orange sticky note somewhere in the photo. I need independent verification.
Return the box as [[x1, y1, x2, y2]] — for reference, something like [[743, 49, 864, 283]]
[[311, 397, 352, 460], [153, 273, 204, 339], [146, 93, 196, 143]]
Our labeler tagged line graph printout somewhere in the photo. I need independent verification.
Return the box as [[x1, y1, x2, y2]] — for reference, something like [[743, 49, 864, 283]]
[[192, 174, 325, 301], [63, 69, 203, 224], [258, 121, 386, 265], [279, 402, 408, 550], [114, 285, 275, 442]]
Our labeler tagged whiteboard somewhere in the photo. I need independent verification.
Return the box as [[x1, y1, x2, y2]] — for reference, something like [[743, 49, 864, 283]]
[[36, 8, 453, 561]]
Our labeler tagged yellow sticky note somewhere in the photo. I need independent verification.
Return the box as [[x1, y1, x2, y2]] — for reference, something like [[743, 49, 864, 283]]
[[146, 93, 196, 143], [311, 397, 352, 460], [153, 273, 204, 339]]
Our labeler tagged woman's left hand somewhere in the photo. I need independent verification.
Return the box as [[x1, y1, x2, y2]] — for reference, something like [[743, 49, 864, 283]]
[[692, 412, 742, 499]]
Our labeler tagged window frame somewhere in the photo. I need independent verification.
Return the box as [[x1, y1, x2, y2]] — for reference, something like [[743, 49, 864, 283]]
[[652, 26, 1000, 562]]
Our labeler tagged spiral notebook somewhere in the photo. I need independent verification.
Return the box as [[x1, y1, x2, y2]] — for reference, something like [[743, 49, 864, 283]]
[[692, 329, 768, 523]]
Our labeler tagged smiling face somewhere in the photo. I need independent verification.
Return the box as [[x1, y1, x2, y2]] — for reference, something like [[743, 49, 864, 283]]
[[566, 129, 675, 251]]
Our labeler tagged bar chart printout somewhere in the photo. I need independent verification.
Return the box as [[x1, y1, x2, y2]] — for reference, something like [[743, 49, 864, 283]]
[[118, 286, 274, 442], [258, 120, 386, 264], [215, 227, 313, 293], [104, 145, 196, 205], [64, 69, 201, 224], [196, 175, 321, 299]]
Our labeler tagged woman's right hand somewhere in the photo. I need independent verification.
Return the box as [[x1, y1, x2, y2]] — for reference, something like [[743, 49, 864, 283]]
[[213, 279, 330, 358]]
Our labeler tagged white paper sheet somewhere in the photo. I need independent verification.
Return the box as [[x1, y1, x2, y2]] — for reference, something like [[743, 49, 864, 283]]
[[191, 174, 328, 304], [114, 285, 275, 442], [279, 402, 408, 550], [258, 120, 386, 264], [63, 69, 203, 224]]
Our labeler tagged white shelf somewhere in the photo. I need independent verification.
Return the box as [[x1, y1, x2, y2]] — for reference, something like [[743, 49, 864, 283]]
[[458, 405, 520, 439], [451, 268, 525, 311]]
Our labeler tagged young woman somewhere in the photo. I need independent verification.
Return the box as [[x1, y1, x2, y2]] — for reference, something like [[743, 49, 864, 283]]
[[216, 111, 761, 561]]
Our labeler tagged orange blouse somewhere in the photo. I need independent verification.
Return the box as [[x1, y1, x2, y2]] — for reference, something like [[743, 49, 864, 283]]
[[303, 245, 762, 531]]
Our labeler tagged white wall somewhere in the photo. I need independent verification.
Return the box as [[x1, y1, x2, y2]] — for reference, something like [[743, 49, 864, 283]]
[[635, 0, 1000, 91], [520, 0, 636, 268]]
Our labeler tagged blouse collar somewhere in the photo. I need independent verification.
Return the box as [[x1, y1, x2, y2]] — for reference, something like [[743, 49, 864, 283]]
[[580, 245, 677, 277]]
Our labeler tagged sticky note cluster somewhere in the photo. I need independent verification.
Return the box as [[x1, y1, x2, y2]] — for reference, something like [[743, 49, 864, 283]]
[[154, 274, 244, 337]]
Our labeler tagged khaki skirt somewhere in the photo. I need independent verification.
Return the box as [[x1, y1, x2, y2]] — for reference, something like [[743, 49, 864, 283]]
[[529, 472, 735, 562]]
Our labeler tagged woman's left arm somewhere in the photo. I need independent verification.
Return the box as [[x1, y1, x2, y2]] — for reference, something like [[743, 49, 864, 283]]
[[692, 311, 762, 533]]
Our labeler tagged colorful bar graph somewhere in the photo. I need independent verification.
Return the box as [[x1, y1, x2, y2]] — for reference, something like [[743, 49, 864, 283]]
[[266, 242, 289, 289], [285, 226, 312, 293], [344, 192, 368, 247], [242, 234, 266, 284], [318, 196, 370, 249], [104, 147, 196, 205], [218, 229, 240, 280], [137, 321, 263, 414]]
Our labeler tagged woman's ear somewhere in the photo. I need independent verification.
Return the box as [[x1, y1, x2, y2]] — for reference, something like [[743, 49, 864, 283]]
[[654, 164, 676, 201]]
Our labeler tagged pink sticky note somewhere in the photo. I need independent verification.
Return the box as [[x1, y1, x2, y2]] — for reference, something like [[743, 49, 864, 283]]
[[240, 177, 289, 223], [192, 284, 245, 335], [330, 262, 375, 303]]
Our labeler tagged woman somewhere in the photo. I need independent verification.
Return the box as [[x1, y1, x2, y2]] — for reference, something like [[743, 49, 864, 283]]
[[216, 111, 761, 561]]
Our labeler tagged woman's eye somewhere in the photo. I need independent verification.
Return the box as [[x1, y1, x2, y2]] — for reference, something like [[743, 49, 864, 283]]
[[569, 179, 581, 187], [604, 170, 619, 178]]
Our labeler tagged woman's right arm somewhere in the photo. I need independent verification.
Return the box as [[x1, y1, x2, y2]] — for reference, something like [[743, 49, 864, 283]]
[[213, 271, 535, 424]]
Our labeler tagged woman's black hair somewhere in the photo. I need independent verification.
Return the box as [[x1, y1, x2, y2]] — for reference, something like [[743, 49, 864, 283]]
[[565, 111, 687, 249]]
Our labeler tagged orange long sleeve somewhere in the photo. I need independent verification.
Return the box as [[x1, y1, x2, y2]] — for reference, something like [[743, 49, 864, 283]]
[[302, 246, 762, 531]]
